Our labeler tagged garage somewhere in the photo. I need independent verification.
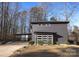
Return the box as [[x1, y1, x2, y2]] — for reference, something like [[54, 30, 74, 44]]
[[36, 34, 53, 44], [34, 32, 63, 45]]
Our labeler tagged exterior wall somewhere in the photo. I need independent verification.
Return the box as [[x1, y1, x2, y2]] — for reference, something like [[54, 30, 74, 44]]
[[31, 23, 68, 44], [21, 35, 28, 41]]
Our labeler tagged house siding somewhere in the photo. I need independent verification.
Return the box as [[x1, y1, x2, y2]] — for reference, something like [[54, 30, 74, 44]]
[[31, 23, 68, 44]]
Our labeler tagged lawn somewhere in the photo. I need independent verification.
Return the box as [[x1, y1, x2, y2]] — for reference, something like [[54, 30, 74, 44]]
[[10, 44, 79, 57]]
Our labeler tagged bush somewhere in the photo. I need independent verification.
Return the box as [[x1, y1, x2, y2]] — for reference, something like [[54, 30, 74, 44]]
[[68, 40, 74, 44], [48, 40, 52, 45], [76, 42, 79, 45], [29, 41, 34, 45], [23, 46, 27, 48], [38, 40, 44, 45]]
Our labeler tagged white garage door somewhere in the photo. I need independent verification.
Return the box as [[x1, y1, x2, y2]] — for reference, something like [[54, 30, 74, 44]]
[[36, 35, 53, 44]]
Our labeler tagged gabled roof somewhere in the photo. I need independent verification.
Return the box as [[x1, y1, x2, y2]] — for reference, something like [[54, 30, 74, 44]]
[[31, 21, 69, 24]]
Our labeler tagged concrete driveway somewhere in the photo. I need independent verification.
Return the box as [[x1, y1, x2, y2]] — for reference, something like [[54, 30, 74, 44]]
[[0, 42, 27, 57]]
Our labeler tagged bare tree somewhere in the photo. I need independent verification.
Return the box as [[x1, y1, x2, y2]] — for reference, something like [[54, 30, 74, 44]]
[[50, 16, 57, 21], [30, 7, 45, 22], [0, 2, 9, 40], [39, 2, 58, 21], [0, 2, 29, 42], [20, 11, 27, 34], [39, 2, 79, 21], [12, 3, 20, 34], [61, 3, 78, 21], [0, 2, 21, 41], [72, 26, 79, 44]]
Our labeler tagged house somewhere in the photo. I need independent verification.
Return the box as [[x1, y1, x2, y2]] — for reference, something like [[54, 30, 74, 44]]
[[68, 32, 77, 44], [30, 21, 69, 44], [69, 31, 79, 44]]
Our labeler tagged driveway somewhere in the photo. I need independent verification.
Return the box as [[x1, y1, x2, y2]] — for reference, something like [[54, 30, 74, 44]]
[[0, 42, 27, 57], [11, 45, 79, 57]]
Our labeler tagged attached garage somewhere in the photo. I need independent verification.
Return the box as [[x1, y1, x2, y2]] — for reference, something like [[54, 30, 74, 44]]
[[34, 32, 55, 44], [34, 32, 63, 45], [36, 34, 53, 44]]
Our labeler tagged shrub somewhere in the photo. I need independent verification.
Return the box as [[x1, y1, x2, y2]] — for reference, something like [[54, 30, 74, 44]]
[[16, 50, 21, 52], [48, 40, 52, 45], [76, 42, 79, 45], [68, 40, 74, 44], [38, 40, 44, 45], [23, 46, 27, 48], [29, 41, 34, 45]]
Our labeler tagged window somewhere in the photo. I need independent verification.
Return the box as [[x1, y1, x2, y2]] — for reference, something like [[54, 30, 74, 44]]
[[48, 24, 51, 26], [39, 24, 48, 26], [38, 24, 42, 26]]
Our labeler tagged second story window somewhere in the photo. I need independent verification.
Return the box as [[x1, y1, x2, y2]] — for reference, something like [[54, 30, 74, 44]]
[[38, 24, 51, 26], [38, 24, 43, 26], [48, 24, 51, 26]]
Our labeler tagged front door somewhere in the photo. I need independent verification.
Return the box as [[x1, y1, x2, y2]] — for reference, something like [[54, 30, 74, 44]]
[[36, 34, 53, 44]]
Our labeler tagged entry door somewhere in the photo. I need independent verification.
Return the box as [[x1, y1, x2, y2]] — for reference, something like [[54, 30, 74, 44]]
[[36, 35, 53, 44]]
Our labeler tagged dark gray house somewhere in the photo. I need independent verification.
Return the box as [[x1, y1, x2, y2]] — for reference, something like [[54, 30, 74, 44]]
[[30, 21, 69, 45]]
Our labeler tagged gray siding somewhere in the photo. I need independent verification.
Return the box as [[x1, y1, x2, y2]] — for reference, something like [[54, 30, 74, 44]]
[[31, 23, 68, 44]]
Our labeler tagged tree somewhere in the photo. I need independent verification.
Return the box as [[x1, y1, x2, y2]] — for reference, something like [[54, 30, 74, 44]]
[[0, 2, 9, 40], [11, 3, 20, 34], [73, 26, 79, 33], [30, 7, 45, 22], [39, 3, 51, 20], [39, 2, 79, 21], [0, 2, 29, 42], [0, 2, 22, 41], [73, 26, 79, 44], [63, 3, 79, 21], [50, 16, 57, 21], [20, 11, 27, 34]]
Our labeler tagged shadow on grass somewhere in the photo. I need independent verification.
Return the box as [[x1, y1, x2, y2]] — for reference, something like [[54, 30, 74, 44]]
[[69, 47, 79, 57], [11, 49, 60, 57], [56, 46, 79, 57], [10, 46, 79, 57]]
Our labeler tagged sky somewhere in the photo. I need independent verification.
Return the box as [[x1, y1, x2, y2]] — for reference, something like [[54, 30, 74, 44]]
[[17, 2, 79, 29]]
